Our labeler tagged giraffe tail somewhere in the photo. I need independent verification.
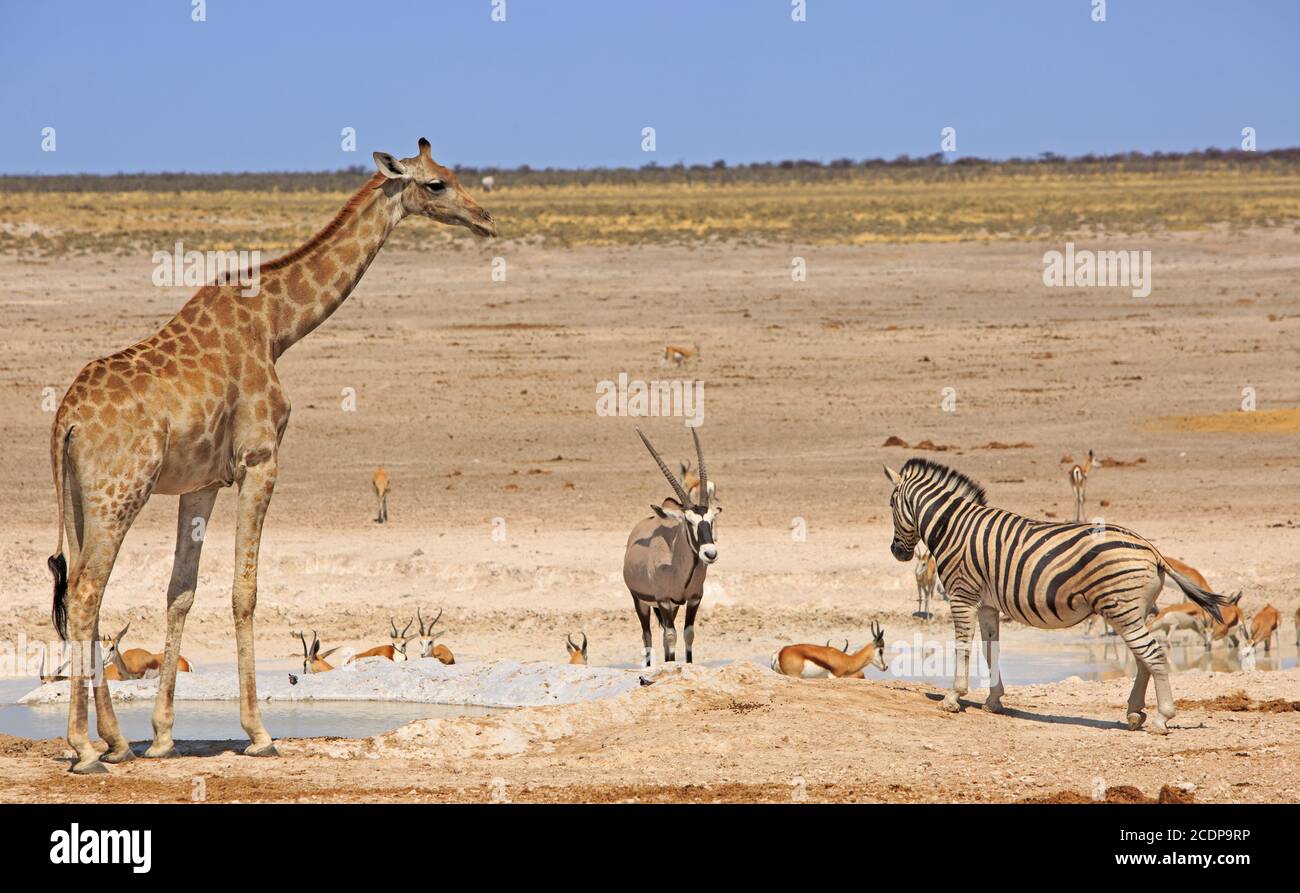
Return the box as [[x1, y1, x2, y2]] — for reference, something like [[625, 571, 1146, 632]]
[[48, 424, 71, 640], [1161, 559, 1229, 625]]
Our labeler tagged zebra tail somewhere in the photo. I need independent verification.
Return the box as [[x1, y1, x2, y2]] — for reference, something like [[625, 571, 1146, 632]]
[[1162, 561, 1229, 624]]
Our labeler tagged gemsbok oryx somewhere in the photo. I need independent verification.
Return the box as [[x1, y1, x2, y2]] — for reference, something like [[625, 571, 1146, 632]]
[[414, 607, 454, 664], [884, 458, 1231, 734], [771, 622, 888, 679], [101, 622, 194, 681], [373, 466, 390, 523], [565, 632, 589, 665], [351, 618, 413, 662], [1068, 450, 1096, 523], [45, 138, 495, 773], [623, 427, 720, 667]]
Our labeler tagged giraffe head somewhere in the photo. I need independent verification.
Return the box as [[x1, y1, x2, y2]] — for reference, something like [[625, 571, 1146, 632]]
[[373, 138, 497, 237]]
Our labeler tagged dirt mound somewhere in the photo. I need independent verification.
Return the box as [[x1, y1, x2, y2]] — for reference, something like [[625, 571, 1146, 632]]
[[1025, 784, 1195, 804], [1177, 691, 1299, 713]]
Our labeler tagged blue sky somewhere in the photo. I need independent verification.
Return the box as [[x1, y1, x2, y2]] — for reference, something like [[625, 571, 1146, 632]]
[[1, 0, 1297, 173]]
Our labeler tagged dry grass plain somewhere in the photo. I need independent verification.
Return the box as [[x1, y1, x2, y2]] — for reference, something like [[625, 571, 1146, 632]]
[[1, 162, 1298, 802]]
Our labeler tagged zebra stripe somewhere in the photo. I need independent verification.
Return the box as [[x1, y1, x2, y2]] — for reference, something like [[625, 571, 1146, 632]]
[[884, 458, 1231, 734]]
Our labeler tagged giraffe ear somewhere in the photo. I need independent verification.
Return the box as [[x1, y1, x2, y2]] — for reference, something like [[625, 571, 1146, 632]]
[[373, 152, 408, 180]]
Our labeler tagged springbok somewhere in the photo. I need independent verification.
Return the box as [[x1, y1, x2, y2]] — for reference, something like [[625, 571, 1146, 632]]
[[101, 622, 194, 681], [480, 175, 496, 192], [1241, 604, 1281, 655], [565, 632, 588, 665], [372, 466, 390, 523], [623, 427, 720, 667], [1068, 449, 1096, 523], [350, 618, 413, 662], [677, 458, 716, 505], [1204, 604, 1245, 648], [771, 622, 888, 679], [662, 344, 699, 367], [414, 608, 454, 665], [1147, 603, 1208, 643], [293, 630, 340, 674], [914, 545, 938, 619]]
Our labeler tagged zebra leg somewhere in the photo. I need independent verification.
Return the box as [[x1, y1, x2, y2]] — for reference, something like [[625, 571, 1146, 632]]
[[1101, 597, 1175, 734], [1125, 662, 1151, 730], [977, 605, 1004, 713], [943, 599, 976, 713]]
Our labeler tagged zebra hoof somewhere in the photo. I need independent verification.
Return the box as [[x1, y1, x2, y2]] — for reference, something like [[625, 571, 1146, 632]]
[[1126, 711, 1147, 731], [939, 696, 962, 714], [1147, 715, 1171, 735], [70, 758, 109, 775], [983, 699, 1004, 714], [143, 744, 180, 759], [244, 742, 279, 758], [100, 746, 136, 764]]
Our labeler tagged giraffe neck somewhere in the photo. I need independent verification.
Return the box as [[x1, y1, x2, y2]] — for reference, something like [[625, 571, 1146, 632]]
[[263, 175, 406, 359]]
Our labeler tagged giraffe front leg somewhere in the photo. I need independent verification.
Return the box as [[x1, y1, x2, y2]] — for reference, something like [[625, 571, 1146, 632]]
[[943, 598, 976, 713], [233, 454, 277, 756], [146, 487, 218, 759]]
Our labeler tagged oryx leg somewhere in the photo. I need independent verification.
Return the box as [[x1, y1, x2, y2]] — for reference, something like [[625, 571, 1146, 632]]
[[632, 594, 654, 667], [977, 604, 1004, 713], [683, 597, 701, 663], [656, 603, 679, 663], [943, 596, 977, 713], [145, 487, 218, 759]]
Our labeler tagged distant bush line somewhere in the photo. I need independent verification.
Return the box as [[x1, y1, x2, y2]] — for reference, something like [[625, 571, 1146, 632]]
[[4, 147, 1299, 193]]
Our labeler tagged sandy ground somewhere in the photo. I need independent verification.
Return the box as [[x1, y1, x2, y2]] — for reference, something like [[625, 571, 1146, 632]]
[[1, 229, 1298, 801]]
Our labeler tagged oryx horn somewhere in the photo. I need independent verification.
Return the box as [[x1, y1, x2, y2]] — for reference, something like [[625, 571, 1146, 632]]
[[636, 428, 690, 505], [691, 427, 708, 507]]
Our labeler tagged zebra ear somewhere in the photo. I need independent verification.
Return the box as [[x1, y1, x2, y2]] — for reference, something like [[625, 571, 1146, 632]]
[[883, 465, 902, 487]]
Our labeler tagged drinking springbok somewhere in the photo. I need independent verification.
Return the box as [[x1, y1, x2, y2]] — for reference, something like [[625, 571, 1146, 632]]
[[623, 427, 720, 667], [1241, 604, 1280, 655], [565, 632, 589, 665], [771, 622, 888, 679], [373, 466, 390, 523], [414, 608, 454, 665], [351, 618, 413, 662], [293, 630, 340, 674]]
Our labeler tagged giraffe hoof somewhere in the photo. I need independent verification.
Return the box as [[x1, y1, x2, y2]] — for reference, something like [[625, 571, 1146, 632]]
[[1126, 711, 1147, 731], [939, 696, 962, 714], [244, 742, 279, 758], [143, 744, 180, 759], [101, 746, 136, 764], [983, 698, 1004, 714], [70, 758, 109, 775]]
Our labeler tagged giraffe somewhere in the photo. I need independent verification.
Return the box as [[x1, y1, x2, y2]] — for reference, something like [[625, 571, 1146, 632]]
[[46, 139, 495, 773]]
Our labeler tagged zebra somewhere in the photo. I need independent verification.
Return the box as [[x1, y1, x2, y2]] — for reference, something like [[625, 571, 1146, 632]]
[[883, 458, 1231, 734]]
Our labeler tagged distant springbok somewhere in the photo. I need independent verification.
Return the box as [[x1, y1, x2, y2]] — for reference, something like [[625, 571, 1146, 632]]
[[101, 622, 193, 681], [480, 175, 496, 193], [1068, 450, 1096, 522], [293, 630, 340, 674], [565, 632, 588, 665], [351, 618, 413, 662], [663, 344, 699, 367], [771, 622, 888, 679], [914, 545, 938, 619], [623, 427, 720, 667], [677, 458, 716, 505], [414, 608, 454, 664], [373, 466, 390, 524]]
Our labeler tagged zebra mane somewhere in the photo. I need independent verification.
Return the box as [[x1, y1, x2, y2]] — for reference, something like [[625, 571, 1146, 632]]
[[900, 458, 988, 506]]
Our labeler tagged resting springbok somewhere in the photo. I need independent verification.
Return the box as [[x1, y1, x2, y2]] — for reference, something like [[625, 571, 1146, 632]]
[[350, 618, 413, 662], [1068, 449, 1096, 522], [914, 545, 938, 619], [293, 630, 340, 674], [565, 632, 589, 665], [372, 466, 390, 523], [101, 622, 194, 681], [623, 427, 720, 667], [771, 622, 888, 679], [677, 459, 716, 505], [1241, 604, 1281, 656], [414, 608, 454, 665], [662, 344, 699, 367]]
